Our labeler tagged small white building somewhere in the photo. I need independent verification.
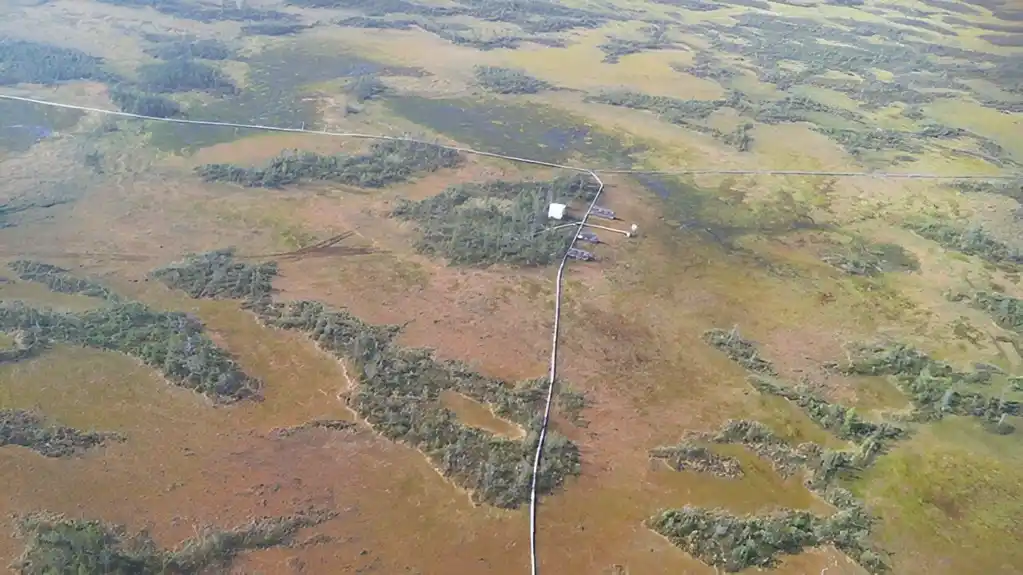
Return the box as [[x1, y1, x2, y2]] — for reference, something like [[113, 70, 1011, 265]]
[[547, 203, 567, 220]]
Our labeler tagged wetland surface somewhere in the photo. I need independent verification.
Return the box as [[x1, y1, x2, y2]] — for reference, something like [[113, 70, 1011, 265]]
[[0, 0, 1022, 573]]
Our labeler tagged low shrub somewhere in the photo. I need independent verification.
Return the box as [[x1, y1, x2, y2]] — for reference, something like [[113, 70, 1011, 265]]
[[151, 248, 277, 301], [197, 140, 462, 189], [1, 410, 123, 458], [474, 66, 552, 94]]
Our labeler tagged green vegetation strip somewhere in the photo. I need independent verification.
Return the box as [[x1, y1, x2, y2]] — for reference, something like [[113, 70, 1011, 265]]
[[702, 328, 775, 374], [649, 504, 883, 574], [392, 174, 599, 266], [90, 0, 297, 23], [904, 218, 1023, 268], [749, 375, 905, 445], [0, 301, 261, 402], [143, 37, 232, 61], [270, 419, 355, 438], [9, 260, 121, 301], [648, 443, 743, 478], [13, 509, 336, 575], [954, 179, 1023, 203], [244, 298, 580, 508], [197, 140, 462, 189], [1, 409, 123, 458]]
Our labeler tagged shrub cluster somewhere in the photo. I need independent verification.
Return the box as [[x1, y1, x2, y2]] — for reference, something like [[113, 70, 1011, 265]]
[[474, 66, 551, 94], [702, 328, 775, 374], [0, 330, 43, 363], [108, 86, 182, 118], [8, 260, 120, 301], [93, 0, 297, 23], [0, 39, 111, 85], [13, 509, 336, 575], [649, 443, 743, 478], [136, 58, 235, 94], [1, 409, 123, 458], [346, 75, 388, 103], [241, 23, 312, 36], [842, 342, 1020, 424], [197, 140, 462, 189], [821, 239, 919, 276], [392, 174, 600, 267], [963, 291, 1023, 333], [150, 248, 277, 301], [648, 503, 885, 574], [905, 220, 1023, 269], [144, 37, 232, 61]]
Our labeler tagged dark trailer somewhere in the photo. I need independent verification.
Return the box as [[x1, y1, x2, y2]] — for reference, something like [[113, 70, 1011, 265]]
[[590, 206, 615, 220], [576, 231, 600, 244], [567, 248, 596, 261]]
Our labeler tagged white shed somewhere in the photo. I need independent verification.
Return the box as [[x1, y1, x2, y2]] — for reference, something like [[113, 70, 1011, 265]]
[[547, 203, 567, 220]]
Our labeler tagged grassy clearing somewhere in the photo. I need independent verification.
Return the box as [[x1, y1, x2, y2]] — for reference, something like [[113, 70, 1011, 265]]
[[851, 421, 1023, 572], [392, 174, 599, 267]]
